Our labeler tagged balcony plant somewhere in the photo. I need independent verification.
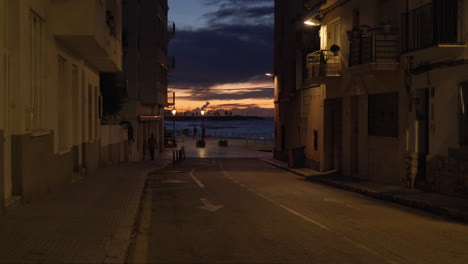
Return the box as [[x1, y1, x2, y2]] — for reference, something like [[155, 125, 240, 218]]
[[330, 44, 341, 56]]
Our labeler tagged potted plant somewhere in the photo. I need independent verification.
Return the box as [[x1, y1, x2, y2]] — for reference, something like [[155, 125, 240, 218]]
[[330, 44, 341, 56]]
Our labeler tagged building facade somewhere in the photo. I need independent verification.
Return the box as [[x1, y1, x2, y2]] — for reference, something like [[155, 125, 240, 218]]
[[275, 0, 468, 198], [119, 0, 173, 161], [0, 0, 122, 207]]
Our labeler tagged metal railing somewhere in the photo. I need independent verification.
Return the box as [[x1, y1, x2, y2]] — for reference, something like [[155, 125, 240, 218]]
[[168, 21, 176, 36], [169, 130, 274, 146], [167, 91, 175, 105], [349, 28, 400, 67], [169, 56, 176, 71], [402, 1, 461, 53], [305, 49, 341, 78]]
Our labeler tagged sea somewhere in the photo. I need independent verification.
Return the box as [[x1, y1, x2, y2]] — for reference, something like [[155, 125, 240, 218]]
[[165, 117, 274, 140]]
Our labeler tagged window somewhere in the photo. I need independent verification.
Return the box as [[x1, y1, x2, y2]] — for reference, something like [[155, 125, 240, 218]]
[[329, 20, 341, 48], [30, 11, 46, 131], [106, 0, 121, 38], [58, 56, 68, 151], [72, 65, 79, 145], [368, 93, 399, 137], [81, 72, 86, 142], [352, 8, 360, 29], [313, 130, 318, 150], [88, 84, 93, 141], [95, 86, 99, 139]]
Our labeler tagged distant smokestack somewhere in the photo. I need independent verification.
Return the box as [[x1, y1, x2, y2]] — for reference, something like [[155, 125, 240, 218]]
[[201, 102, 210, 110]]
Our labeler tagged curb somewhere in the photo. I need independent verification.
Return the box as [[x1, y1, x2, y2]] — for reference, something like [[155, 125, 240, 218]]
[[103, 160, 173, 264], [261, 158, 468, 222]]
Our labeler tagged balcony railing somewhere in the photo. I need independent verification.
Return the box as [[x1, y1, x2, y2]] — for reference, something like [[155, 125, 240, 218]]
[[168, 21, 176, 38], [305, 50, 341, 78], [402, 0, 462, 53], [349, 28, 400, 67], [168, 91, 175, 106], [169, 56, 176, 71]]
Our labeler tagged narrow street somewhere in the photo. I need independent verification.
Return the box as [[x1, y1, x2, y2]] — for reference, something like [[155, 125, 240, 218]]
[[127, 158, 468, 264]]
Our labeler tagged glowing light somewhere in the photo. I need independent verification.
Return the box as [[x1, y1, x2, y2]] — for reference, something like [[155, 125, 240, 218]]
[[172, 109, 177, 115], [304, 18, 320, 26]]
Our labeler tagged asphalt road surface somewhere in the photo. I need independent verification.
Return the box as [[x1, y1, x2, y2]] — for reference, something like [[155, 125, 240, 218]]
[[127, 158, 468, 264]]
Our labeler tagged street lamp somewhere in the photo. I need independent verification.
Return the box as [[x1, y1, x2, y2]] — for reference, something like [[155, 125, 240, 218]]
[[172, 108, 177, 147], [304, 18, 321, 26], [200, 110, 205, 139]]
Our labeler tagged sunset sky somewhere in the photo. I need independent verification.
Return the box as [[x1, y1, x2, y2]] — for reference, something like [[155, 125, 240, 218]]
[[167, 0, 274, 116]]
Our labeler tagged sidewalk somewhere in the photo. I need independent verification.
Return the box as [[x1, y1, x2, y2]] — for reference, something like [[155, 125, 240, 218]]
[[0, 157, 172, 264], [261, 158, 468, 222]]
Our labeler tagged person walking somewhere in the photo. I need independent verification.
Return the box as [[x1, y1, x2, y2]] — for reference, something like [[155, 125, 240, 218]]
[[147, 134, 157, 161], [193, 126, 198, 139]]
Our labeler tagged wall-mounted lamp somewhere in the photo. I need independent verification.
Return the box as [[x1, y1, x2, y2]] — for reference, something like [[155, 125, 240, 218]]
[[265, 72, 275, 77], [304, 18, 321, 26]]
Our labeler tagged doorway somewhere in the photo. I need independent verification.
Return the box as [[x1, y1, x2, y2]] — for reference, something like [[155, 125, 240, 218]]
[[413, 88, 429, 186], [350, 96, 359, 177]]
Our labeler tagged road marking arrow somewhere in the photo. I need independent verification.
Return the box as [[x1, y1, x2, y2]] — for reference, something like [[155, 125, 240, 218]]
[[199, 198, 223, 212]]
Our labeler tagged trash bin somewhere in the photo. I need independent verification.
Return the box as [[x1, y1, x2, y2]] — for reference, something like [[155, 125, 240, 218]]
[[288, 146, 305, 168]]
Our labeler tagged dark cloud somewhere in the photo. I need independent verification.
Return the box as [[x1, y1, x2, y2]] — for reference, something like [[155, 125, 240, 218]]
[[202, 0, 273, 7], [212, 103, 274, 116], [178, 88, 273, 101], [202, 0, 274, 26], [205, 6, 274, 25], [169, 24, 273, 88], [169, 0, 274, 108], [213, 103, 261, 108]]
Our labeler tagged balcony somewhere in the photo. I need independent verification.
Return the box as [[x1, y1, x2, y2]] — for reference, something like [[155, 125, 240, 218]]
[[49, 0, 122, 72], [168, 21, 176, 39], [167, 92, 175, 106], [402, 1, 465, 55], [168, 56, 176, 72], [349, 28, 400, 72], [304, 50, 341, 86]]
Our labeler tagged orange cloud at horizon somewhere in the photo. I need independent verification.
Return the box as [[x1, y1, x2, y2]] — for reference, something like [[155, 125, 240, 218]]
[[168, 81, 274, 115]]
